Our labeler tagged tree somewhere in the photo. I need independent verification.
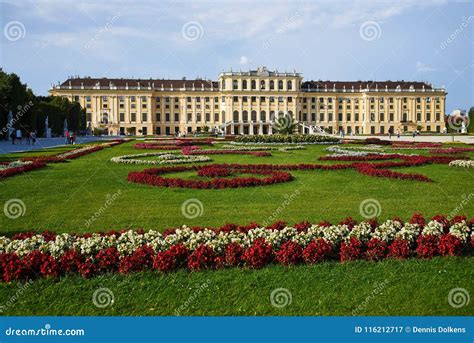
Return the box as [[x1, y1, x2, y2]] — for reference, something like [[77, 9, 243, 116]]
[[273, 113, 298, 134], [469, 107, 474, 134]]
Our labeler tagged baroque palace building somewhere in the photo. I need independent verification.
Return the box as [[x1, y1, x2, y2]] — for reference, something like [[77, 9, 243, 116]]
[[49, 66, 447, 136]]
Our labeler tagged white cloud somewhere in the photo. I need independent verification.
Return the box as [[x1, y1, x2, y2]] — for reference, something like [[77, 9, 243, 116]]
[[239, 56, 249, 65], [416, 61, 436, 72]]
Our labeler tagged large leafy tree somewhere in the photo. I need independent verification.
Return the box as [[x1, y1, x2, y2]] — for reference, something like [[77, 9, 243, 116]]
[[469, 107, 474, 134], [0, 69, 86, 138]]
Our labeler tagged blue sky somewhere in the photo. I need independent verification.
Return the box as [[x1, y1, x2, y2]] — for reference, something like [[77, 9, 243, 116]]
[[0, 0, 472, 113]]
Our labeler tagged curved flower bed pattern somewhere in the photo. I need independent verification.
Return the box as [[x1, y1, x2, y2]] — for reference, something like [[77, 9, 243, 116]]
[[181, 146, 271, 157], [0, 161, 47, 179], [128, 164, 293, 189], [1, 214, 471, 281], [127, 154, 461, 188], [111, 152, 211, 165]]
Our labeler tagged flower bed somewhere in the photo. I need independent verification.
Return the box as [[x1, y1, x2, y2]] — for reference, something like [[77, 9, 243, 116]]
[[448, 160, 474, 168], [429, 147, 474, 154], [111, 152, 211, 165], [221, 144, 305, 152], [128, 164, 293, 189], [1, 214, 471, 281], [134, 143, 182, 150], [0, 161, 47, 179], [181, 146, 272, 157], [235, 134, 339, 144]]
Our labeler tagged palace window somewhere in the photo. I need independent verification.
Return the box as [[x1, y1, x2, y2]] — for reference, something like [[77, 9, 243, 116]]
[[214, 113, 219, 122], [174, 113, 179, 122], [86, 113, 92, 122], [270, 80, 275, 90], [346, 113, 351, 121], [156, 113, 161, 121], [86, 96, 91, 102], [338, 113, 343, 121], [278, 80, 283, 90], [187, 113, 192, 122], [119, 113, 124, 122], [205, 113, 210, 122], [287, 80, 292, 90], [103, 96, 108, 101], [141, 96, 147, 102], [155, 97, 160, 102], [251, 80, 256, 90], [131, 113, 136, 122], [260, 80, 265, 90], [142, 113, 147, 122], [131, 96, 136, 102], [233, 80, 238, 90], [242, 80, 248, 90], [196, 113, 202, 122], [165, 113, 170, 122], [320, 113, 324, 121]]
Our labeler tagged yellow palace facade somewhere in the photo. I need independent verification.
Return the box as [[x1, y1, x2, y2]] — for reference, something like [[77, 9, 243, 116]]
[[50, 66, 447, 136]]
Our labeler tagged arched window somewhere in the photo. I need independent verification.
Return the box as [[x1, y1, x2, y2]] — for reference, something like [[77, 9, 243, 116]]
[[278, 80, 283, 90], [233, 80, 238, 90], [233, 111, 239, 122], [260, 111, 266, 122], [270, 80, 275, 90], [242, 111, 248, 122], [242, 80, 248, 90], [251, 80, 256, 90], [260, 80, 266, 90], [251, 111, 257, 122], [287, 80, 292, 90]]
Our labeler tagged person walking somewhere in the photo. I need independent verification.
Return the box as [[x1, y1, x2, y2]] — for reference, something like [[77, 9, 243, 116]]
[[31, 131, 36, 145], [16, 129, 22, 144], [26, 131, 31, 145], [72, 131, 77, 145], [65, 130, 70, 145], [10, 130, 16, 144]]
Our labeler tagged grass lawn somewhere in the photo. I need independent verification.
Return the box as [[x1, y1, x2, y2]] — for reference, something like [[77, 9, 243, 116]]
[[0, 140, 472, 315]]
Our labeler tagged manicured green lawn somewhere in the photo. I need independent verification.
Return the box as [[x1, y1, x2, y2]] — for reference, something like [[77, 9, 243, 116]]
[[0, 140, 472, 315]]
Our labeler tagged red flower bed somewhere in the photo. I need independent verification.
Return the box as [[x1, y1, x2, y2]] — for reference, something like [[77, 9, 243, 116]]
[[128, 164, 294, 189], [0, 161, 47, 179], [388, 239, 411, 259], [302, 239, 333, 263], [197, 166, 231, 178], [275, 241, 303, 265], [339, 237, 363, 262], [242, 238, 273, 268], [181, 146, 271, 157], [134, 143, 181, 150], [429, 147, 474, 154]]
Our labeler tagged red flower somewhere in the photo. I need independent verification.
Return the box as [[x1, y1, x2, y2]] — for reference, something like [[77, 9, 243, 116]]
[[275, 241, 303, 266], [432, 215, 449, 231], [340, 217, 358, 230], [365, 238, 387, 261], [95, 247, 120, 272], [60, 249, 84, 274], [438, 234, 463, 256], [79, 258, 98, 278], [224, 243, 244, 267], [242, 238, 273, 268], [119, 245, 155, 274], [294, 221, 311, 232], [415, 235, 439, 258], [23, 250, 45, 277], [339, 237, 363, 262], [388, 239, 411, 259], [451, 215, 467, 225], [187, 245, 215, 271], [302, 238, 333, 264], [0, 253, 23, 282], [39, 254, 60, 278], [153, 244, 190, 272], [410, 213, 426, 227]]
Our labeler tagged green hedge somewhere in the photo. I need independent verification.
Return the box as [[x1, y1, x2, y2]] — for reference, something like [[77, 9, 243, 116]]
[[235, 134, 340, 143]]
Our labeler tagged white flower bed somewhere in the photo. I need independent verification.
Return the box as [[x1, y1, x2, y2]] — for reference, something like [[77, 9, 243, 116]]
[[220, 144, 305, 152], [110, 152, 211, 165], [0, 160, 33, 171], [1, 219, 470, 258], [448, 160, 474, 168]]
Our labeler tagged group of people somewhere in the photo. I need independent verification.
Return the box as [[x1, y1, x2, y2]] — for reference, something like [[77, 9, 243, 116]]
[[64, 130, 77, 145], [10, 129, 37, 145]]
